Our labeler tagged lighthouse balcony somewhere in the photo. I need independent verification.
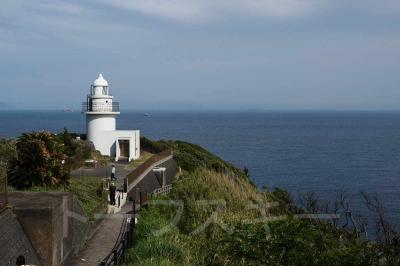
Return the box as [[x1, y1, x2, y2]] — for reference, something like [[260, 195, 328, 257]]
[[82, 102, 120, 113]]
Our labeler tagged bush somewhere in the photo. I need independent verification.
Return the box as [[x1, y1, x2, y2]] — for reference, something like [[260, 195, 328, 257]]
[[7, 130, 94, 189], [8, 132, 67, 189], [57, 128, 93, 169]]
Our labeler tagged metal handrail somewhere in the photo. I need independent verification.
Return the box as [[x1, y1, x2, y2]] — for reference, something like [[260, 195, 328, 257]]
[[100, 216, 134, 266], [152, 184, 173, 196]]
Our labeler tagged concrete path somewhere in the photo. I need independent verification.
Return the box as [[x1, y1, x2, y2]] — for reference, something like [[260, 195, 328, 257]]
[[65, 204, 133, 266], [113, 162, 136, 189], [71, 162, 136, 190], [66, 155, 172, 265], [66, 163, 136, 266]]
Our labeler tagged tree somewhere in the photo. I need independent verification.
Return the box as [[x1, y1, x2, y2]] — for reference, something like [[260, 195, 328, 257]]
[[8, 132, 67, 189], [0, 138, 16, 188], [57, 128, 92, 170], [0, 138, 16, 164]]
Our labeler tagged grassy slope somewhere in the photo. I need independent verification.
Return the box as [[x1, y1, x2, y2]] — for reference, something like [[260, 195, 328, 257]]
[[141, 137, 249, 180], [129, 151, 154, 168], [125, 138, 381, 266], [126, 168, 261, 265]]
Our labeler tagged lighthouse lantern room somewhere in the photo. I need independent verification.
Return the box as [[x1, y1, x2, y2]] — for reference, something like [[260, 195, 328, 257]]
[[82, 74, 140, 162]]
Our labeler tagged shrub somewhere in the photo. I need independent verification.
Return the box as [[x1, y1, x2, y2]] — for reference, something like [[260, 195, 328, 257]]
[[8, 132, 67, 189], [7, 130, 94, 189]]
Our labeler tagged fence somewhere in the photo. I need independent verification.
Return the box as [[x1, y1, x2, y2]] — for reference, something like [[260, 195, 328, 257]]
[[125, 149, 173, 191], [100, 197, 148, 266], [100, 215, 135, 266], [152, 184, 173, 196]]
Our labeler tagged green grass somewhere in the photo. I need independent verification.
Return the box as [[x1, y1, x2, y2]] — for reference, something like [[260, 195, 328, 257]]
[[125, 203, 192, 266], [67, 176, 105, 220], [129, 151, 154, 168], [124, 168, 264, 266], [141, 137, 250, 181], [90, 151, 112, 167], [125, 167, 383, 266], [10, 176, 105, 221], [124, 138, 392, 266]]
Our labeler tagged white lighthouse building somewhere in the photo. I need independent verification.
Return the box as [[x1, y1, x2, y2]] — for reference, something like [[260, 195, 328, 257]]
[[83, 74, 140, 162]]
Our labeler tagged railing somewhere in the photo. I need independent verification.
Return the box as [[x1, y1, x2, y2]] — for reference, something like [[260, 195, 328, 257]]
[[152, 184, 172, 196], [126, 149, 173, 190], [82, 102, 119, 113], [100, 215, 135, 266]]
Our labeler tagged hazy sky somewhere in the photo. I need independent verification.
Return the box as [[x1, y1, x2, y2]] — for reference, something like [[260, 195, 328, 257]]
[[1, 0, 400, 110]]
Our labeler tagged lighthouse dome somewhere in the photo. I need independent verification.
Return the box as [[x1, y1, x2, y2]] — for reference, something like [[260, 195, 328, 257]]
[[93, 73, 108, 86]]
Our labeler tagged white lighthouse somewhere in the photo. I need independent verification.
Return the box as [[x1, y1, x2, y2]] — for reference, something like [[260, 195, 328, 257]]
[[83, 74, 140, 162]]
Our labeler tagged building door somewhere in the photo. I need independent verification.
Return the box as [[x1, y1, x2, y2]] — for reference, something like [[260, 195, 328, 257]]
[[119, 140, 130, 160]]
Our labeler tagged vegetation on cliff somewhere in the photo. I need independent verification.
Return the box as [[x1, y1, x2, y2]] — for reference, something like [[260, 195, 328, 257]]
[[6, 129, 94, 189], [1, 130, 106, 219], [126, 138, 400, 266], [141, 137, 249, 180]]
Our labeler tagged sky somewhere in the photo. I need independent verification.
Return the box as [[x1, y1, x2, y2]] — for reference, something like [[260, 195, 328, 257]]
[[1, 0, 400, 110]]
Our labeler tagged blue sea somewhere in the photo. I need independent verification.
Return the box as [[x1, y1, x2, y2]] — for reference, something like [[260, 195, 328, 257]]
[[1, 110, 400, 226]]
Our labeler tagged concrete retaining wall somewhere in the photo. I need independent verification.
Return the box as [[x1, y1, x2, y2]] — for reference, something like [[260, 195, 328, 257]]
[[128, 158, 177, 201], [8, 192, 92, 266]]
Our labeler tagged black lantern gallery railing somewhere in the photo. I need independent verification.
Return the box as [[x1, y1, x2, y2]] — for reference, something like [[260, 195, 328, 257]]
[[82, 102, 120, 113]]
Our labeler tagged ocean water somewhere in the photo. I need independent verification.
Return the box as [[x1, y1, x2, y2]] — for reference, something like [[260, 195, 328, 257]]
[[1, 110, 400, 224]]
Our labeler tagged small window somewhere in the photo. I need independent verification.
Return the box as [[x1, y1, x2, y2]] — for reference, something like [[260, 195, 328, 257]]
[[102, 86, 107, 95]]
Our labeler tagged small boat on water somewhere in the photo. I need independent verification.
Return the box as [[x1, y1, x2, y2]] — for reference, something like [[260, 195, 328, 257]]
[[144, 113, 151, 117]]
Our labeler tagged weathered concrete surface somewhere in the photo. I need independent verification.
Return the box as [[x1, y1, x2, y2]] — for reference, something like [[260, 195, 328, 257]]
[[71, 162, 135, 191], [0, 208, 41, 266], [8, 192, 92, 266], [128, 158, 177, 201], [65, 204, 132, 266]]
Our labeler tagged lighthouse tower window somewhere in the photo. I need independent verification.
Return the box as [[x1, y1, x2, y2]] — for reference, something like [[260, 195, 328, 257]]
[[102, 86, 107, 95]]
